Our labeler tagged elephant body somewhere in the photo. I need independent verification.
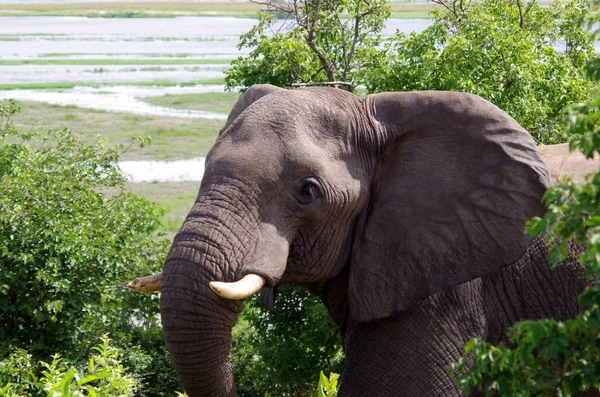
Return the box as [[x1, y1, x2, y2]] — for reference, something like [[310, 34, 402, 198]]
[[157, 85, 596, 396], [333, 238, 587, 396]]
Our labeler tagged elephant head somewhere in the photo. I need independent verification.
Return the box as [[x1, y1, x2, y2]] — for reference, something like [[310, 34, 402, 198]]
[[133, 85, 550, 396]]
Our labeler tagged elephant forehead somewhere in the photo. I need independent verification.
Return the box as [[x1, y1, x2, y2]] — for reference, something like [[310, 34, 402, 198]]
[[206, 129, 285, 182], [211, 130, 331, 179], [244, 90, 358, 138]]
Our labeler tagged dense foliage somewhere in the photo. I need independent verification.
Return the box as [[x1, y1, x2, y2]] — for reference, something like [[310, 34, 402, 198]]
[[233, 285, 344, 396], [364, 0, 595, 144], [452, 2, 600, 394], [0, 99, 180, 396], [225, 0, 390, 90]]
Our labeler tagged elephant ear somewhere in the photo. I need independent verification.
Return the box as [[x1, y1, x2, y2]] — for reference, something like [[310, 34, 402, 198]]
[[219, 84, 283, 135], [348, 91, 550, 322]]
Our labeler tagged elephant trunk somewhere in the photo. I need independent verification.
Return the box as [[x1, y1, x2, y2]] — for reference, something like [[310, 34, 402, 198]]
[[159, 181, 289, 395], [160, 237, 244, 397]]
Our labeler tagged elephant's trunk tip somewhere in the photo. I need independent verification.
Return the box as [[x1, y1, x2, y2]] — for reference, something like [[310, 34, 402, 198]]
[[128, 271, 162, 293], [209, 273, 265, 300]]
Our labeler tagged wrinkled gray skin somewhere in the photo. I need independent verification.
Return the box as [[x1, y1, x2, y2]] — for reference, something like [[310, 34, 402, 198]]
[[160, 85, 594, 396]]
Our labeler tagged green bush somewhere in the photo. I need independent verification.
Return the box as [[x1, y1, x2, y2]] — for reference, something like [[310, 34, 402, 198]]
[[0, 99, 180, 396], [225, 0, 390, 91], [0, 348, 37, 397], [316, 371, 339, 397], [0, 99, 165, 355]]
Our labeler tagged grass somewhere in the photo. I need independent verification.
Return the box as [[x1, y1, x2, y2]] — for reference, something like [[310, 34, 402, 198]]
[[9, 101, 224, 161], [141, 92, 241, 114], [389, 2, 438, 19], [0, 2, 263, 18], [126, 181, 200, 240], [0, 59, 231, 66], [0, 1, 436, 19], [0, 78, 225, 90]]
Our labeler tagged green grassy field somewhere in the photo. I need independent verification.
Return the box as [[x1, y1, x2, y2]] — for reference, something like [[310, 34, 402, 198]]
[[141, 92, 241, 113], [390, 2, 437, 18], [10, 101, 225, 160], [126, 181, 200, 240], [0, 79, 225, 90], [0, 1, 437, 19], [0, 1, 263, 18], [0, 59, 231, 66]]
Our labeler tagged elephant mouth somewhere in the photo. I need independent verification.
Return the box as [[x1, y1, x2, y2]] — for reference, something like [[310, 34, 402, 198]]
[[128, 271, 267, 300]]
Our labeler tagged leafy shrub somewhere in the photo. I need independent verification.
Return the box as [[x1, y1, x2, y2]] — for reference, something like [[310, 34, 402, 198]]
[[0, 348, 37, 397], [0, 99, 180, 396], [232, 285, 344, 397], [0, 99, 166, 357], [316, 371, 339, 397], [225, 0, 390, 91], [1, 337, 136, 397]]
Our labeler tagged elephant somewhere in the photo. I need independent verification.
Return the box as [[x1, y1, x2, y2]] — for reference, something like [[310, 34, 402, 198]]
[[129, 85, 596, 396]]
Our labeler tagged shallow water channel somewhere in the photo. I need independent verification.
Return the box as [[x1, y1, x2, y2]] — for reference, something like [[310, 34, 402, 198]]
[[0, 85, 229, 119], [118, 157, 206, 182]]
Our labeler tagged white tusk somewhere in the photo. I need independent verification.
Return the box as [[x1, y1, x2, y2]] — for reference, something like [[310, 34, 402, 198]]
[[209, 274, 266, 300], [127, 272, 162, 293]]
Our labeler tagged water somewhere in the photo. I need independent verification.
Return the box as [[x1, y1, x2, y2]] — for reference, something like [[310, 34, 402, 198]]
[[0, 17, 432, 87], [0, 16, 429, 37], [0, 17, 430, 63], [118, 157, 206, 182]]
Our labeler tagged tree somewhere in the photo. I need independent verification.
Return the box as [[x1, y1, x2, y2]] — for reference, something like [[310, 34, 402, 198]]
[[0, 99, 181, 395], [451, 2, 600, 394], [225, 0, 390, 91], [365, 0, 595, 144]]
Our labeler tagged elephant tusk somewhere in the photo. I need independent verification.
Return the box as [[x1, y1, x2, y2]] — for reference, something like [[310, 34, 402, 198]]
[[127, 272, 162, 293], [209, 274, 266, 300]]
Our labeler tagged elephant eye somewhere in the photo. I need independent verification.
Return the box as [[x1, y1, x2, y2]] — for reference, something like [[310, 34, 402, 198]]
[[295, 178, 320, 205]]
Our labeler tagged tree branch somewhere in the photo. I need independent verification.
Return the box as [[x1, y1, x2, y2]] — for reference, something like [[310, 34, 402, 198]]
[[516, 0, 524, 29], [345, 6, 363, 81], [303, 0, 336, 81]]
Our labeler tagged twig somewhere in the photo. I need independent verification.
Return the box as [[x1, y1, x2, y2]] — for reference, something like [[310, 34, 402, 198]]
[[291, 81, 353, 88], [516, 0, 524, 29]]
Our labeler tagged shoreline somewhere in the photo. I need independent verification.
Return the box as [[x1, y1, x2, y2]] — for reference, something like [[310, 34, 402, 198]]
[[0, 1, 437, 19]]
